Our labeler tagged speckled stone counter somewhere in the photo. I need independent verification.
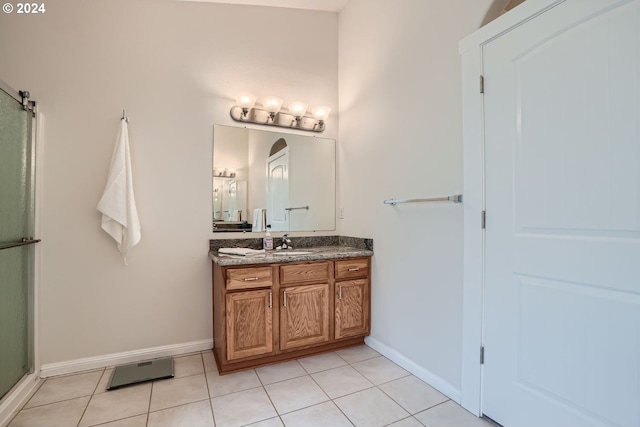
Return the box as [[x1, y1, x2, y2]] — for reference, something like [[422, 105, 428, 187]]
[[209, 236, 373, 266]]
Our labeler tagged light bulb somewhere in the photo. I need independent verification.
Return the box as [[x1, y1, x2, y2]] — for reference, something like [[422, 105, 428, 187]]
[[235, 92, 257, 109], [262, 96, 283, 114], [288, 101, 308, 117], [311, 106, 331, 122]]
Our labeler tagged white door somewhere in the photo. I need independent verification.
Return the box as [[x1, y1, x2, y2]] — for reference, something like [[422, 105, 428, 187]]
[[483, 1, 640, 426], [267, 148, 289, 231]]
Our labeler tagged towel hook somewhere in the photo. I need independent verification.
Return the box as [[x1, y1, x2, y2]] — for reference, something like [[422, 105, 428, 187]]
[[121, 109, 128, 123]]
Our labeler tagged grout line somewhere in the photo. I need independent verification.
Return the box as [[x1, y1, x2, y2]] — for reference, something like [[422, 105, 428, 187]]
[[201, 352, 217, 427], [146, 379, 153, 426], [76, 394, 93, 427], [90, 368, 107, 395], [148, 397, 211, 415], [261, 380, 280, 419]]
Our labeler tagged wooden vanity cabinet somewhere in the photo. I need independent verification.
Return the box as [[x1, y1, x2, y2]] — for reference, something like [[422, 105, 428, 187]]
[[212, 256, 371, 374], [335, 259, 370, 339], [279, 262, 331, 351], [221, 266, 274, 362], [226, 289, 273, 360]]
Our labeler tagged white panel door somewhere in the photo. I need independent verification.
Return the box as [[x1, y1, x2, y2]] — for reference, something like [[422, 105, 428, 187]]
[[483, 1, 640, 426], [267, 149, 289, 231]]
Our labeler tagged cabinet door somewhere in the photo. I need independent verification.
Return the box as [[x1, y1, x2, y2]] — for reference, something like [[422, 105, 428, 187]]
[[335, 279, 369, 339], [226, 289, 273, 361], [280, 283, 330, 350]]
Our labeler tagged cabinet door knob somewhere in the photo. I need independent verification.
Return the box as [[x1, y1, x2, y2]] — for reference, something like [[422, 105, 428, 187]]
[[338, 284, 342, 300], [283, 290, 287, 307], [268, 291, 272, 308]]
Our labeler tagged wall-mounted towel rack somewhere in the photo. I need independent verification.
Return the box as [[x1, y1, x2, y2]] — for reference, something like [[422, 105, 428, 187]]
[[383, 194, 463, 205], [285, 205, 309, 211]]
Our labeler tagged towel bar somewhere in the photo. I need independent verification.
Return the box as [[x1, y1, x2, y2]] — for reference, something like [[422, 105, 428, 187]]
[[383, 194, 463, 205]]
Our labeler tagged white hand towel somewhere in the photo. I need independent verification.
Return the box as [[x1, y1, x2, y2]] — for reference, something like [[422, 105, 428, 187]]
[[97, 119, 141, 264], [218, 247, 266, 257], [252, 208, 264, 232]]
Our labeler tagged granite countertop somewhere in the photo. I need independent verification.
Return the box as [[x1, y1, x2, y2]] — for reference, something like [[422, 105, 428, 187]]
[[210, 245, 374, 266]]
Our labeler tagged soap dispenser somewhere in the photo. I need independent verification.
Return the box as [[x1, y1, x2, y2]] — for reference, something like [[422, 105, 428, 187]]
[[263, 226, 273, 250]]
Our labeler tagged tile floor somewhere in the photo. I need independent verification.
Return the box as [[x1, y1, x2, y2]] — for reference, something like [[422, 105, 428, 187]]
[[7, 345, 497, 427]]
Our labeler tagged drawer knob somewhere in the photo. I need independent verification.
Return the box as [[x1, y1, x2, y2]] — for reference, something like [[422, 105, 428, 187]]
[[347, 267, 360, 272], [243, 277, 259, 281]]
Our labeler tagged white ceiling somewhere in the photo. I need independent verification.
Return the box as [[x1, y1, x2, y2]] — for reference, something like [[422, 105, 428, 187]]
[[178, 0, 349, 12]]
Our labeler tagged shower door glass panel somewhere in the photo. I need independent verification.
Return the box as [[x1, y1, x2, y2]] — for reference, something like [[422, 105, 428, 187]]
[[0, 87, 34, 400]]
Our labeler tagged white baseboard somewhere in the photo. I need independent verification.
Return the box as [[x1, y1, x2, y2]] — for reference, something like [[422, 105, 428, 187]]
[[0, 373, 42, 427], [364, 336, 461, 403], [40, 339, 213, 378]]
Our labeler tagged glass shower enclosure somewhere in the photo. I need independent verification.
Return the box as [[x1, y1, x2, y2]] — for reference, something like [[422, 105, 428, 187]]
[[0, 80, 38, 401]]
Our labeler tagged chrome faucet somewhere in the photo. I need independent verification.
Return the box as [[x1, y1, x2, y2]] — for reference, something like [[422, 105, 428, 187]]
[[281, 234, 293, 250]]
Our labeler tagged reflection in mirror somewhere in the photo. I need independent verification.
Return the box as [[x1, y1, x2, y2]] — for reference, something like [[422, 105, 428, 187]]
[[213, 125, 336, 233]]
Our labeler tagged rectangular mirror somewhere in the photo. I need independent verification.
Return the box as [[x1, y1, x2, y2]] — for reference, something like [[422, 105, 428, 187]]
[[213, 125, 336, 233]]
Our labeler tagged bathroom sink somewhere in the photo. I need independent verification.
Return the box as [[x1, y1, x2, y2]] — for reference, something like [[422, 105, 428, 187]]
[[272, 250, 315, 256]]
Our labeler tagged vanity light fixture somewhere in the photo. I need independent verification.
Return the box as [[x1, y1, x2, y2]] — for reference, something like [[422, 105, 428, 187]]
[[311, 105, 331, 129], [287, 101, 308, 127], [235, 92, 257, 118], [263, 96, 283, 122], [230, 92, 329, 133]]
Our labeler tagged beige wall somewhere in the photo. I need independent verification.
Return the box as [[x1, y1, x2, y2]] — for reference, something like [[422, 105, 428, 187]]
[[0, 0, 498, 398], [0, 0, 337, 365], [338, 0, 491, 396]]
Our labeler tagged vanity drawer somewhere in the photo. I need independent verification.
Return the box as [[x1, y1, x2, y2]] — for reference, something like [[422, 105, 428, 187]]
[[226, 266, 273, 290], [335, 259, 369, 279], [280, 262, 330, 285]]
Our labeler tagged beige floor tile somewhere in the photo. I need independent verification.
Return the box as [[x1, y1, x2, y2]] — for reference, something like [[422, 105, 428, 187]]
[[334, 387, 409, 427], [148, 400, 214, 427], [173, 354, 205, 378], [246, 417, 284, 427], [149, 374, 209, 412], [79, 383, 151, 427], [92, 414, 148, 427], [335, 344, 380, 364], [414, 401, 493, 427], [24, 370, 102, 408], [94, 369, 114, 395], [280, 401, 353, 427], [311, 365, 373, 399], [202, 351, 217, 373], [351, 356, 410, 385], [379, 375, 448, 414], [211, 387, 277, 427], [9, 396, 89, 427], [265, 375, 329, 415], [206, 369, 262, 398], [297, 352, 347, 374], [388, 416, 425, 426], [255, 360, 307, 385]]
